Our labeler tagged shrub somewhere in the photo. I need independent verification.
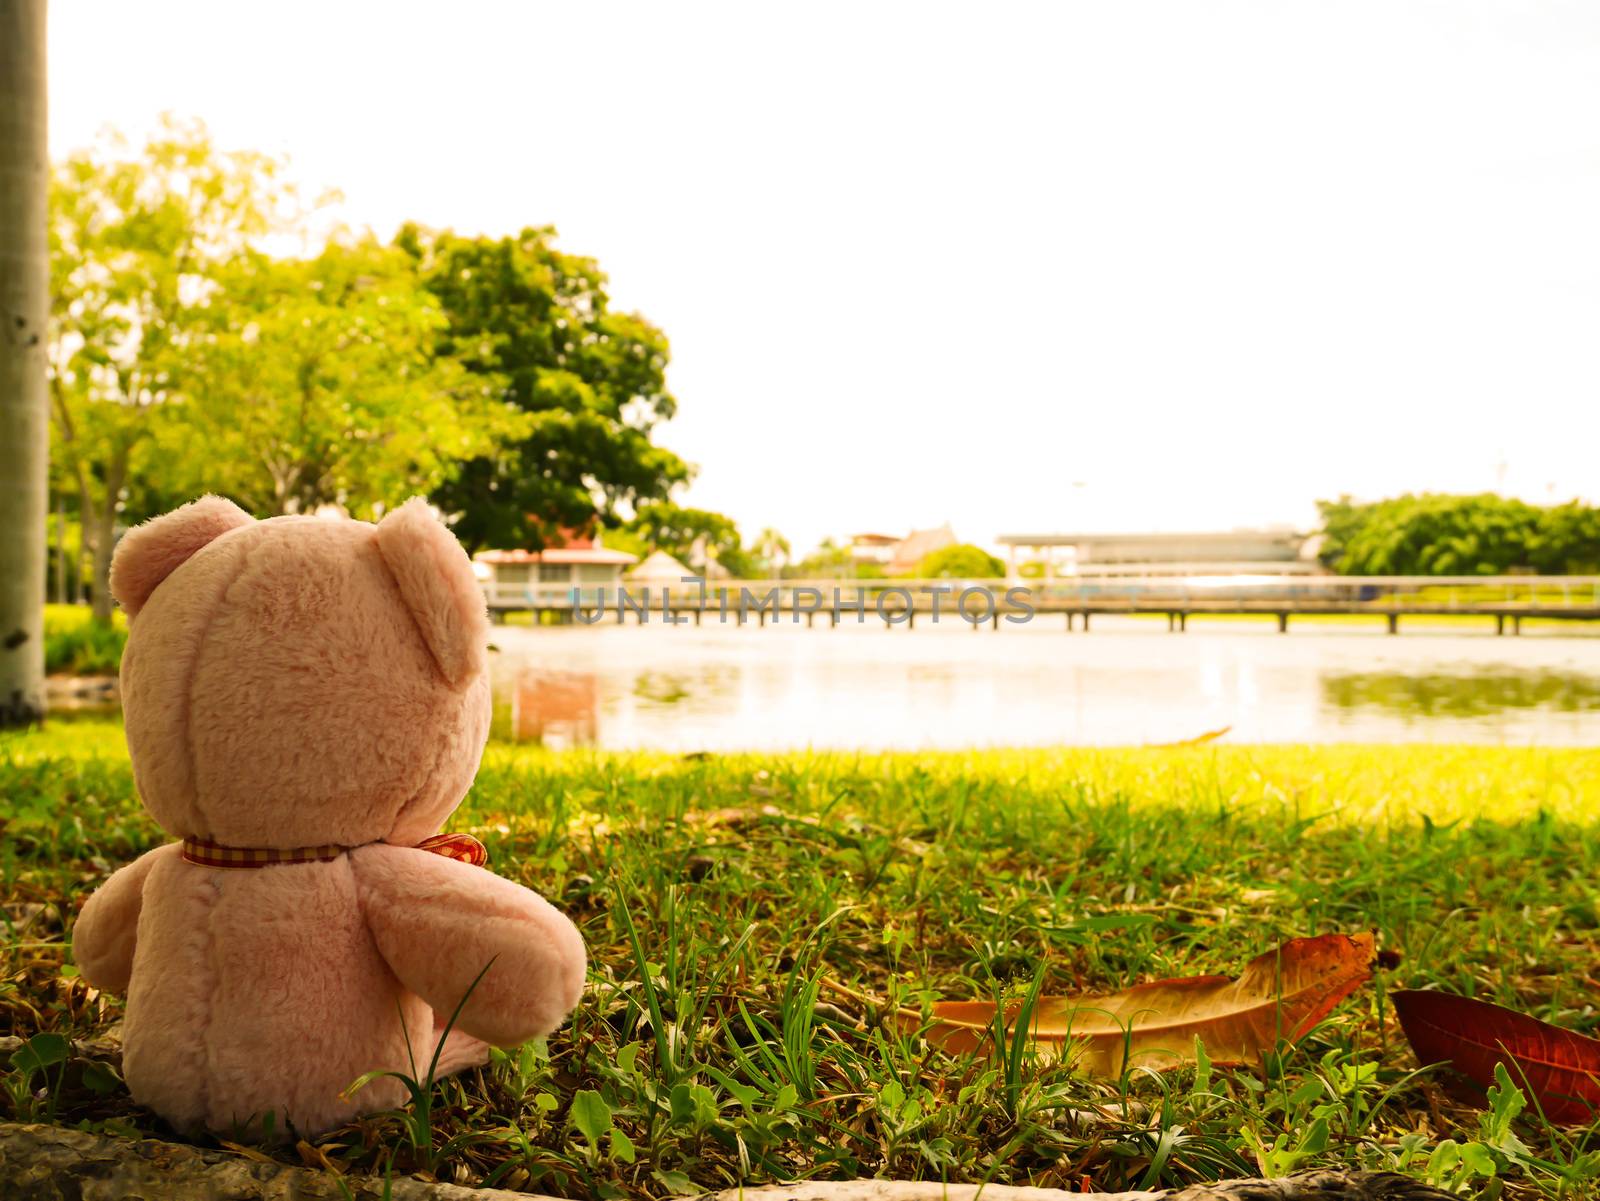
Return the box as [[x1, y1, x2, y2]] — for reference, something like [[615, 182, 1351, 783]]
[[43, 605, 127, 675], [916, 544, 1006, 579]]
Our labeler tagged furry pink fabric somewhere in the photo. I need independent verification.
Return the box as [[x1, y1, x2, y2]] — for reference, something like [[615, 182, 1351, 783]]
[[375, 497, 489, 689], [73, 499, 586, 1137], [108, 495, 253, 619], [354, 845, 586, 1045]]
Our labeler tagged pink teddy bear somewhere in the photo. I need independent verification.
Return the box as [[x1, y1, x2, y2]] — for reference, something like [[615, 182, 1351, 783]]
[[73, 496, 586, 1136]]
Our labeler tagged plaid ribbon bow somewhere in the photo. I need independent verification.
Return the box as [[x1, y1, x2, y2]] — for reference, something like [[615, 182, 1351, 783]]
[[179, 831, 488, 870]]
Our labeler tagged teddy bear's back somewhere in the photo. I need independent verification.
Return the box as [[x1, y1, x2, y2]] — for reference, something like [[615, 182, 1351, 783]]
[[121, 846, 429, 1134], [120, 514, 490, 852]]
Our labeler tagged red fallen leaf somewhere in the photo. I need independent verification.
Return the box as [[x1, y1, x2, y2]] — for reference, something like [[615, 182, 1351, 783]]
[[1392, 990, 1600, 1125], [896, 932, 1374, 1075]]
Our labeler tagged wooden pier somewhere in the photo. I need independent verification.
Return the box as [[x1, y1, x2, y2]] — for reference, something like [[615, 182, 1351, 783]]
[[483, 575, 1600, 634]]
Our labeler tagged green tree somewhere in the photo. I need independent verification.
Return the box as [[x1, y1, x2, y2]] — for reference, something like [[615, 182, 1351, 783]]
[[1530, 502, 1600, 575], [791, 537, 879, 579], [174, 237, 524, 517], [402, 225, 692, 551], [1, 0, 49, 724], [714, 545, 758, 579], [752, 527, 791, 578], [917, 544, 1005, 579], [48, 118, 295, 620], [622, 502, 745, 571], [595, 525, 649, 562], [1315, 493, 1599, 575]]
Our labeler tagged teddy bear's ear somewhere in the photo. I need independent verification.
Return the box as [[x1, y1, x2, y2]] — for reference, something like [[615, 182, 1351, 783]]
[[374, 498, 488, 689], [110, 495, 254, 619]]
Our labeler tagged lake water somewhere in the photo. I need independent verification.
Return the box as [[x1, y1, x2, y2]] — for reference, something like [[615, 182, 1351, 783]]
[[489, 617, 1600, 750]]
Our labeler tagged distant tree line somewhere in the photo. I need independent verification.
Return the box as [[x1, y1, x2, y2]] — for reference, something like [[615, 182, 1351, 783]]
[[1317, 493, 1600, 576]]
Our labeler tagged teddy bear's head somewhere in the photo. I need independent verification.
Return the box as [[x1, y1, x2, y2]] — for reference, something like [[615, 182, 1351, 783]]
[[109, 496, 492, 850]]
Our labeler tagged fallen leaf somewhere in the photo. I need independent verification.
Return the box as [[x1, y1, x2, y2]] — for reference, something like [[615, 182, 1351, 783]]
[[679, 805, 784, 827], [1391, 990, 1600, 1125], [1148, 725, 1232, 749], [218, 1140, 278, 1165], [295, 1139, 344, 1173], [896, 931, 1374, 1075]]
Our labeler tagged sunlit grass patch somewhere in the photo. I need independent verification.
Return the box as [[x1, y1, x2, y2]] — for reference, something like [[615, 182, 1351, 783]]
[[2, 728, 1598, 1196]]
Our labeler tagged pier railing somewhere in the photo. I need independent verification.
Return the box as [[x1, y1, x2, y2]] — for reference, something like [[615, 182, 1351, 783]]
[[483, 574, 1600, 618]]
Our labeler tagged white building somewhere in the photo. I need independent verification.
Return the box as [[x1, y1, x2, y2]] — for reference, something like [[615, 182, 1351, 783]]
[[475, 538, 638, 602], [996, 529, 1319, 579], [628, 549, 695, 582], [887, 524, 958, 576]]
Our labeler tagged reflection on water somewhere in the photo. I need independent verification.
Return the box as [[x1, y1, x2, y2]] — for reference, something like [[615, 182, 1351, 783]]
[[633, 672, 699, 706], [1323, 670, 1600, 719], [489, 618, 1600, 750], [493, 671, 599, 748]]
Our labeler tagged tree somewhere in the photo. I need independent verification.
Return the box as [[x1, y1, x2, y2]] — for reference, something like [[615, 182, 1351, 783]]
[[789, 537, 889, 579], [48, 118, 296, 620], [173, 237, 525, 517], [622, 502, 746, 571], [595, 525, 649, 561], [0, 0, 49, 725], [1529, 502, 1600, 575], [402, 226, 692, 552], [752, 527, 791, 578], [1315, 493, 1600, 575], [917, 544, 1006, 579]]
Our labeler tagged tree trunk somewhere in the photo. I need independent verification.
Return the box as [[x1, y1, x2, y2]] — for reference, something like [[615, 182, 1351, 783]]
[[88, 507, 116, 623], [52, 494, 65, 605], [0, 0, 50, 727], [83, 451, 125, 624]]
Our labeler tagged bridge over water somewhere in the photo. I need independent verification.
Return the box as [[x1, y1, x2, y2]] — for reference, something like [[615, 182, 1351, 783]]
[[482, 574, 1600, 635]]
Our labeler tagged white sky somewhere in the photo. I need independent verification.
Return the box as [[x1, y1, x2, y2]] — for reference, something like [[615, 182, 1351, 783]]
[[50, 2, 1600, 555]]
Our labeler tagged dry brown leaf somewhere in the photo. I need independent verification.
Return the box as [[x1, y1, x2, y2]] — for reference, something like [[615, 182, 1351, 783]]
[[680, 805, 784, 827], [217, 1140, 277, 1165], [1393, 989, 1600, 1125], [1148, 725, 1233, 749], [895, 931, 1374, 1075], [294, 1139, 344, 1174]]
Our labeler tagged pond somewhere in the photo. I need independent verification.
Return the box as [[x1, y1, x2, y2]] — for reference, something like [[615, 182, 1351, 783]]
[[489, 617, 1600, 750]]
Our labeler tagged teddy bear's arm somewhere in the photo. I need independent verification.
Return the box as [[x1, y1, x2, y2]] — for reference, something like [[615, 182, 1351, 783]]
[[73, 844, 178, 994], [352, 845, 586, 1047]]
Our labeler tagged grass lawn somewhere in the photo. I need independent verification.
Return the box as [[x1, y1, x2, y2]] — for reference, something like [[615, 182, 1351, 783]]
[[3, 724, 1599, 1197]]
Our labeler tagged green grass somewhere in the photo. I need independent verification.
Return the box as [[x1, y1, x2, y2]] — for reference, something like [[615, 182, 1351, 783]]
[[42, 604, 127, 675], [3, 725, 1599, 1196]]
